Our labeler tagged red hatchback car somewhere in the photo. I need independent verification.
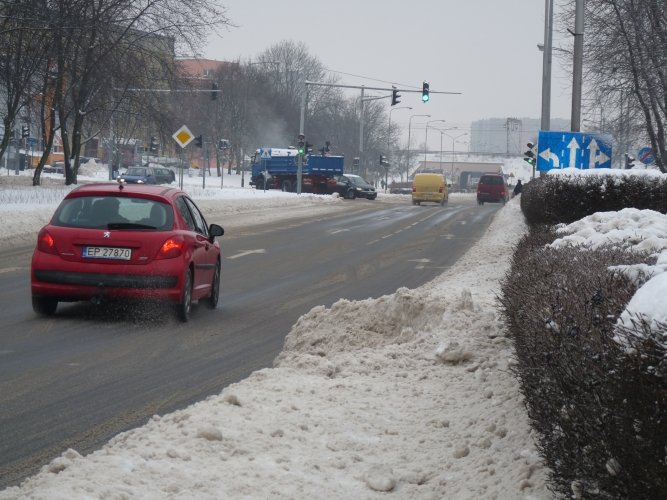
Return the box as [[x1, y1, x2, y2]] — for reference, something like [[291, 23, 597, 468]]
[[31, 182, 224, 321]]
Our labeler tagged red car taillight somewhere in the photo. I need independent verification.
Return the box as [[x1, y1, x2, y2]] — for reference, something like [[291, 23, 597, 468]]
[[37, 228, 58, 255], [156, 236, 185, 260], [412, 186, 416, 193], [439, 186, 444, 193]]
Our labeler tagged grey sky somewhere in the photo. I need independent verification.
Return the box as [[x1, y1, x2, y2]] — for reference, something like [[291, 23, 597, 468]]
[[205, 1, 573, 137]]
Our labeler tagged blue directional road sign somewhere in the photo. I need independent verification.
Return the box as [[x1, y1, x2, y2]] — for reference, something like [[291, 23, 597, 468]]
[[537, 131, 613, 171]]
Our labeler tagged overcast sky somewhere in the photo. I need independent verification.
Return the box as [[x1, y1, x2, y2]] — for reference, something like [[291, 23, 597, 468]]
[[204, 0, 574, 133]]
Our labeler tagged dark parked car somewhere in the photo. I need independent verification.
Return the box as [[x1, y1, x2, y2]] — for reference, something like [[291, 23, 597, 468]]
[[43, 161, 65, 174], [31, 183, 224, 321], [476, 173, 510, 205], [119, 165, 176, 185], [389, 181, 412, 195], [329, 174, 377, 200]]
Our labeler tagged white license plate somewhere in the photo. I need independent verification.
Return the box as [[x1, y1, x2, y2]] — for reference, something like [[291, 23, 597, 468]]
[[83, 246, 131, 260]]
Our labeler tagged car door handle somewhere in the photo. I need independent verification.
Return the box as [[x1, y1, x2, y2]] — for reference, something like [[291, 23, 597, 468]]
[[195, 236, 210, 250]]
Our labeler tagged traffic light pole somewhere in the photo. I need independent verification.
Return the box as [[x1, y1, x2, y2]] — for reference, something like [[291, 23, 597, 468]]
[[359, 87, 364, 177], [202, 138, 208, 190], [297, 87, 307, 194], [304, 81, 460, 96], [300, 81, 460, 184]]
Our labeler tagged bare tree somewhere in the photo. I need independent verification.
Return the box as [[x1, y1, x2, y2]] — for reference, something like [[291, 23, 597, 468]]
[[255, 40, 343, 144], [0, 0, 231, 184], [562, 0, 666, 171], [0, 0, 50, 168]]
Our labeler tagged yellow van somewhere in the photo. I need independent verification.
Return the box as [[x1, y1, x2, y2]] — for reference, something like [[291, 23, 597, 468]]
[[411, 173, 448, 206]]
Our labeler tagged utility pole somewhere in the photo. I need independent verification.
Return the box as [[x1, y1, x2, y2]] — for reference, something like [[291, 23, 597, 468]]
[[506, 118, 520, 156], [541, 0, 553, 132], [571, 0, 584, 132]]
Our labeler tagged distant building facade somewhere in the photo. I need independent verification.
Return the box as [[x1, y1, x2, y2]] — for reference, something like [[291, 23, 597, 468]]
[[175, 58, 233, 79], [470, 117, 570, 156]]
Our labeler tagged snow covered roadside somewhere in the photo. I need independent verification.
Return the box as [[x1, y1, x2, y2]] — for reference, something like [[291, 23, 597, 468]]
[[0, 198, 551, 499], [0, 174, 364, 251]]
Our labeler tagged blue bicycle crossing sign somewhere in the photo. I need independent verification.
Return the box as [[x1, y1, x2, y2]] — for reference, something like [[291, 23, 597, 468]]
[[537, 131, 613, 171]]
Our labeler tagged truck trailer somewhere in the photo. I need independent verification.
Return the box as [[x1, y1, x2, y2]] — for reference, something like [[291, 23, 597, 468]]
[[250, 148, 344, 193]]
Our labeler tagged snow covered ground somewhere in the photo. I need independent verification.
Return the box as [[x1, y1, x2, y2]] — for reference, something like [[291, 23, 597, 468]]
[[0, 163, 665, 499]]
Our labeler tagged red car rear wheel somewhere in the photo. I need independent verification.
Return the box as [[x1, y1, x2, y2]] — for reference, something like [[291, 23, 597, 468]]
[[176, 268, 193, 322]]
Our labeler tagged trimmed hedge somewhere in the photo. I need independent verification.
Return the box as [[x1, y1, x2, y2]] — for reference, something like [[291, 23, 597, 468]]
[[500, 173, 667, 498], [520, 174, 667, 226]]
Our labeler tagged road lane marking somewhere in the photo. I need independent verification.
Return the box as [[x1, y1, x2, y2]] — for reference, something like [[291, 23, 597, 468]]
[[0, 266, 26, 275], [227, 249, 267, 260]]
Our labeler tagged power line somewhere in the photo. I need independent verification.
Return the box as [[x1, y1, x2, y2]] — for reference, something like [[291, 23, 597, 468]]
[[324, 68, 422, 91]]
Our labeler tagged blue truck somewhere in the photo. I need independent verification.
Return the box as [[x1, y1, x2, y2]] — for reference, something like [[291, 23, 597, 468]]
[[250, 148, 345, 193]]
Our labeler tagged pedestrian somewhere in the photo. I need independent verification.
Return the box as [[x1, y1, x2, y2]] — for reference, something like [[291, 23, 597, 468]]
[[512, 179, 523, 198]]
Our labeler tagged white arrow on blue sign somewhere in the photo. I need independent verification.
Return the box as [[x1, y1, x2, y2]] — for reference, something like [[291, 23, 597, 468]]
[[537, 131, 613, 171]]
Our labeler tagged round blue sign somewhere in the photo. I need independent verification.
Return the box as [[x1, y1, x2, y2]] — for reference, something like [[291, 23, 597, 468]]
[[638, 147, 655, 165]]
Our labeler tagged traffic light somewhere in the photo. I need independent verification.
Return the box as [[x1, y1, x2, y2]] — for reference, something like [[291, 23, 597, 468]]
[[195, 135, 203, 148], [149, 136, 159, 153], [21, 125, 29, 138], [421, 81, 430, 103], [625, 154, 635, 169], [391, 87, 401, 106], [379, 154, 387, 165], [523, 141, 536, 166], [218, 139, 229, 150], [211, 82, 218, 101], [523, 151, 535, 166], [297, 135, 305, 155]]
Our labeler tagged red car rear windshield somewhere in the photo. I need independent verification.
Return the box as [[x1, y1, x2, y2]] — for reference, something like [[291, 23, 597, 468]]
[[52, 196, 174, 230], [479, 176, 503, 185]]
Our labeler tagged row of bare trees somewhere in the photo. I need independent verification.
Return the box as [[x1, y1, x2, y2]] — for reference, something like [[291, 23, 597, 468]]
[[0, 0, 229, 185], [180, 40, 415, 184], [559, 0, 666, 172], [1, 3, 414, 187]]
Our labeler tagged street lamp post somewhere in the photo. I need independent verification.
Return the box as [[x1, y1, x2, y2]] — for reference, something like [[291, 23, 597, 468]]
[[424, 119, 446, 165], [407, 114, 430, 180], [541, 0, 554, 132], [440, 132, 444, 173], [387, 106, 411, 192], [442, 131, 468, 185], [388, 106, 412, 153]]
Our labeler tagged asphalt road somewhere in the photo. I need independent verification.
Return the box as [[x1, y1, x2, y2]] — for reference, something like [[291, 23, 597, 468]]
[[0, 196, 502, 488]]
